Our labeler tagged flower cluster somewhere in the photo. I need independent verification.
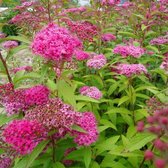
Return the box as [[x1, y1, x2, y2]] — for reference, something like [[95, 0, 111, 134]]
[[24, 85, 49, 106], [12, 66, 32, 74], [137, 108, 168, 168], [0, 32, 6, 38], [87, 54, 107, 69], [62, 7, 86, 14], [3, 120, 47, 155], [101, 33, 116, 42], [101, 0, 120, 6], [74, 50, 90, 61], [65, 20, 98, 42], [32, 23, 82, 63], [0, 157, 11, 168], [79, 86, 102, 100], [72, 112, 98, 146], [25, 98, 81, 131], [113, 45, 145, 58], [2, 41, 18, 49], [150, 35, 168, 45], [14, 1, 35, 10], [160, 54, 168, 73], [112, 63, 147, 77]]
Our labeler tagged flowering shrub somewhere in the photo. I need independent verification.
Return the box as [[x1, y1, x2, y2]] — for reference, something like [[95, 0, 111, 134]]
[[0, 0, 167, 168]]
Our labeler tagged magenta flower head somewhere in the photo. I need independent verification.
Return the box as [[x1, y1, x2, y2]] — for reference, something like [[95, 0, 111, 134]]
[[32, 23, 82, 63], [79, 86, 102, 100], [3, 120, 47, 155], [74, 50, 90, 61], [2, 41, 18, 49], [101, 33, 116, 42], [101, 0, 120, 6], [25, 85, 50, 106], [87, 54, 107, 69], [72, 112, 98, 146]]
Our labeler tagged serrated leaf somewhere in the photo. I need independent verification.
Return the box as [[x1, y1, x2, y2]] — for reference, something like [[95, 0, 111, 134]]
[[106, 108, 131, 115], [53, 162, 65, 168], [84, 147, 92, 168], [75, 95, 99, 103], [72, 124, 87, 133]]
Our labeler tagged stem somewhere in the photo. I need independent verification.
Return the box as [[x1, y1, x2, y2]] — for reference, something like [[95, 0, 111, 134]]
[[0, 52, 12, 83], [47, 0, 51, 22], [52, 137, 56, 163]]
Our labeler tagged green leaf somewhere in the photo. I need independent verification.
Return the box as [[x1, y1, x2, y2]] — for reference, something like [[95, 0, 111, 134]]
[[0, 36, 30, 44], [53, 162, 65, 168], [57, 80, 76, 107], [146, 45, 159, 53], [71, 124, 87, 133], [47, 79, 57, 91], [100, 119, 117, 130], [106, 108, 131, 115], [13, 140, 49, 168], [118, 31, 138, 39], [84, 147, 92, 168], [75, 95, 99, 103], [125, 133, 156, 152], [118, 96, 130, 106], [0, 113, 18, 126], [91, 161, 100, 168]]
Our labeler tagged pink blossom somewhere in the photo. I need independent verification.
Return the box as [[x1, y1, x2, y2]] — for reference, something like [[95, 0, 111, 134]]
[[101, 33, 116, 42], [0, 32, 6, 38], [150, 35, 168, 45], [0, 157, 11, 168], [79, 86, 102, 100], [72, 112, 98, 146], [112, 63, 147, 77], [32, 23, 82, 62], [14, 1, 34, 10], [2, 41, 18, 49], [62, 7, 86, 14], [101, 0, 120, 6], [113, 45, 145, 58], [3, 120, 47, 155], [24, 85, 50, 106], [87, 54, 107, 69], [12, 66, 32, 74], [74, 50, 90, 61]]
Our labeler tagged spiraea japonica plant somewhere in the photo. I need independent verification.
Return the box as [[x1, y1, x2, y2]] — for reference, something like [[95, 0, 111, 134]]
[[0, 0, 168, 168]]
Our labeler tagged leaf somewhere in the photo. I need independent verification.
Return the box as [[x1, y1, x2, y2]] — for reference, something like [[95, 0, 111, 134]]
[[106, 108, 131, 115], [57, 80, 76, 107], [118, 31, 138, 39], [100, 119, 117, 130], [118, 96, 130, 106], [71, 124, 87, 133], [53, 162, 65, 168], [0, 36, 30, 44], [47, 79, 57, 91], [84, 147, 92, 168], [91, 161, 100, 168], [146, 45, 159, 53], [108, 83, 118, 96], [75, 95, 99, 103], [125, 133, 156, 152], [0, 113, 18, 126], [141, 24, 147, 31], [13, 140, 49, 168]]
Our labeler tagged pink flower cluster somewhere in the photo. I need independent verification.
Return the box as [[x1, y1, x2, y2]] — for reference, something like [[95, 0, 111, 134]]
[[72, 112, 98, 146], [79, 86, 102, 100], [3, 120, 47, 155], [137, 108, 168, 168], [150, 35, 168, 45], [2, 41, 18, 49], [25, 98, 81, 131], [87, 54, 107, 69], [101, 0, 120, 6], [24, 85, 49, 106], [113, 45, 145, 58], [101, 33, 116, 42], [1, 84, 50, 116], [0, 32, 6, 38], [112, 63, 147, 77], [62, 7, 86, 14], [32, 23, 82, 62], [14, 1, 34, 10], [74, 50, 90, 61], [12, 66, 32, 74], [0, 157, 11, 168], [65, 20, 98, 42]]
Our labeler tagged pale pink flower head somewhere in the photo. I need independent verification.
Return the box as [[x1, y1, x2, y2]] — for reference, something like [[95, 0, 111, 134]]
[[101, 33, 116, 42], [0, 32, 6, 38], [3, 120, 47, 155], [79, 86, 102, 100], [2, 41, 18, 49], [25, 85, 50, 106], [87, 54, 107, 69], [74, 50, 90, 61], [150, 35, 168, 45], [32, 23, 82, 62], [72, 112, 98, 146], [101, 0, 120, 6], [0, 157, 11, 168], [12, 66, 32, 74], [63, 7, 86, 14], [113, 45, 145, 58], [113, 63, 147, 77]]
